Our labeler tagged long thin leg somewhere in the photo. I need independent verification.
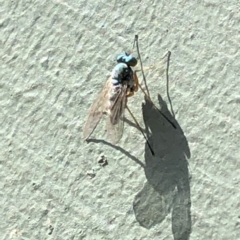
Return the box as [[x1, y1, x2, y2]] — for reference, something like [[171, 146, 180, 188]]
[[165, 51, 175, 117], [85, 115, 103, 141], [126, 105, 155, 156], [134, 35, 151, 97], [132, 67, 176, 129], [138, 83, 177, 129], [133, 71, 139, 92]]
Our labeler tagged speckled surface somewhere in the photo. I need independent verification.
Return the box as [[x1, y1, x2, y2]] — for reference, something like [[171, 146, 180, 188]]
[[1, 0, 240, 239]]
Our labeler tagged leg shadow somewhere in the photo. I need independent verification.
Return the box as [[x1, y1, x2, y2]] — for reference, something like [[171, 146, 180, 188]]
[[133, 95, 191, 240]]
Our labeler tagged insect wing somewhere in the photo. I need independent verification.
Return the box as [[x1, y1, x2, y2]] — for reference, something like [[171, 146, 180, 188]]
[[106, 84, 127, 144], [82, 79, 111, 140]]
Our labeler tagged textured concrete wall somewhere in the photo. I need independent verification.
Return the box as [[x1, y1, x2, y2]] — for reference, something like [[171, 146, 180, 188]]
[[1, 0, 239, 239]]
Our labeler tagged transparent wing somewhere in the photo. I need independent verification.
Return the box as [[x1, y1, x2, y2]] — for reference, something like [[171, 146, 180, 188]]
[[106, 84, 127, 144], [82, 78, 111, 140]]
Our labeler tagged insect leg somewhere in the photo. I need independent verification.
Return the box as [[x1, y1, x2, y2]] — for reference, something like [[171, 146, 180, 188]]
[[138, 83, 177, 129], [132, 71, 139, 93], [84, 116, 102, 141], [126, 105, 155, 156], [133, 35, 150, 97], [126, 91, 134, 98]]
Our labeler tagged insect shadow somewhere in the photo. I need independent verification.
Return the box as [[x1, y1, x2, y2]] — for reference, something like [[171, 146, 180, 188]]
[[87, 93, 192, 239], [133, 94, 192, 240]]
